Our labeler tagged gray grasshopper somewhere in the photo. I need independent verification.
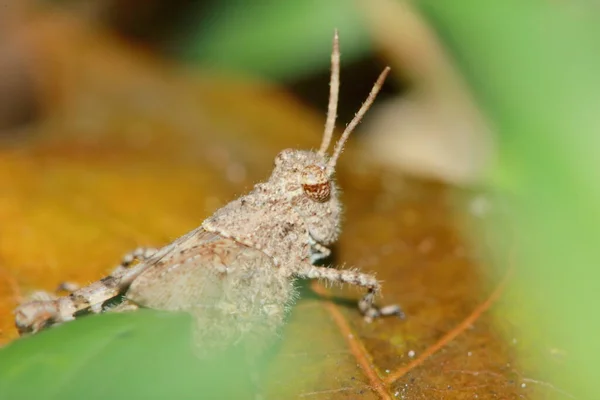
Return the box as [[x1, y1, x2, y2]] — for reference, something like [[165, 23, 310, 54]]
[[15, 31, 403, 356]]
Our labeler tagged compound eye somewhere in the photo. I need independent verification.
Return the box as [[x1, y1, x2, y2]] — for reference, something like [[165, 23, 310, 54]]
[[301, 164, 330, 202]]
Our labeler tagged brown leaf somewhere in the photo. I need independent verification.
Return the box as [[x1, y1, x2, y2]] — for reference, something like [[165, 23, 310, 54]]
[[0, 10, 561, 400]]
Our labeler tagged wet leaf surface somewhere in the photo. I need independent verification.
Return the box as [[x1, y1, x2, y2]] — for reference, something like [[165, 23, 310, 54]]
[[0, 10, 565, 400]]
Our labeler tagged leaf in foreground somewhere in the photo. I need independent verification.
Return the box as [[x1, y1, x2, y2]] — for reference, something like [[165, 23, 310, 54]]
[[0, 310, 257, 400]]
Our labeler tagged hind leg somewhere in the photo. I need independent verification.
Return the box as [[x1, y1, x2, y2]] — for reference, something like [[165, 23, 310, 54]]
[[15, 247, 157, 335]]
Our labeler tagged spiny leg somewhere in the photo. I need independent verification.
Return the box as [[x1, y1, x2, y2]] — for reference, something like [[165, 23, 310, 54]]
[[58, 247, 158, 293], [95, 247, 156, 314], [76, 248, 157, 317], [56, 247, 156, 312], [74, 246, 158, 314], [15, 247, 157, 335], [294, 264, 404, 322], [111, 247, 158, 275], [24, 278, 82, 305], [52, 247, 158, 296], [21, 280, 79, 305]]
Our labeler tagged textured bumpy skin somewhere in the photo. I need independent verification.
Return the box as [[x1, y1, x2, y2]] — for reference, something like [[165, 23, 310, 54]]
[[203, 149, 340, 268], [14, 30, 403, 354], [125, 150, 338, 353], [128, 230, 294, 355]]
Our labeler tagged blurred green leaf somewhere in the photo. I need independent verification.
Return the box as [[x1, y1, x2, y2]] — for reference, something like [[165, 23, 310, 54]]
[[183, 0, 371, 80], [418, 0, 600, 398], [0, 311, 256, 400]]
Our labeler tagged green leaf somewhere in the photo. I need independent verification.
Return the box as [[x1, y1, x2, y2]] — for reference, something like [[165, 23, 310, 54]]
[[417, 1, 600, 398], [182, 0, 370, 80], [0, 311, 257, 400]]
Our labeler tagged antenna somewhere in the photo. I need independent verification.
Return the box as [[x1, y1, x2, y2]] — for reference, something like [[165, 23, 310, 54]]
[[326, 66, 390, 175], [318, 29, 340, 156]]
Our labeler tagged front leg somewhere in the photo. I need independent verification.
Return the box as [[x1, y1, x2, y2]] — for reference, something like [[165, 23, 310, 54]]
[[14, 247, 157, 335], [308, 236, 331, 264], [293, 263, 404, 322]]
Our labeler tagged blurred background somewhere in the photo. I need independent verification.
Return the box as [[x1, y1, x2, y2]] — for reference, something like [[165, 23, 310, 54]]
[[0, 0, 493, 186], [2, 0, 600, 399]]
